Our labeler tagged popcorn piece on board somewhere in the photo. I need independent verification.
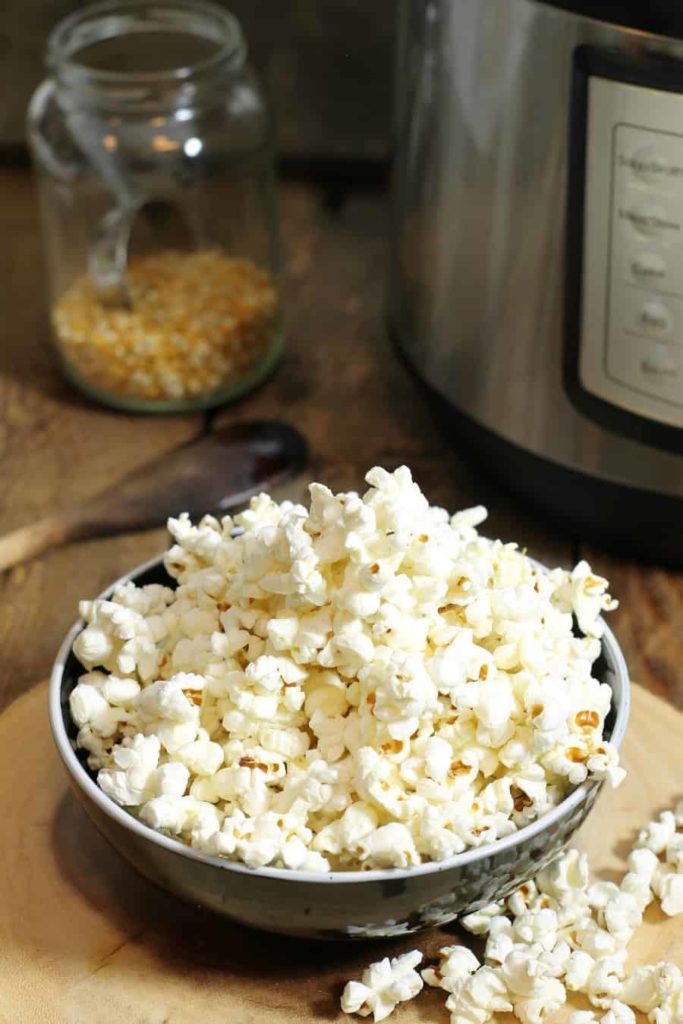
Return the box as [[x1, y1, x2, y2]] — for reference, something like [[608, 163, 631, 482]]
[[422, 945, 480, 992], [340, 950, 423, 1021], [340, 802, 683, 1023], [444, 966, 513, 1024]]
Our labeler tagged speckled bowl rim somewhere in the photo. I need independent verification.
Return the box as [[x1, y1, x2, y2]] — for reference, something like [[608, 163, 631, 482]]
[[49, 552, 631, 886]]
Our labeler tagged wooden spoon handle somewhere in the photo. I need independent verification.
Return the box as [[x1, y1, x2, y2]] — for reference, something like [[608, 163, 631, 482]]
[[0, 422, 308, 574], [0, 512, 85, 573]]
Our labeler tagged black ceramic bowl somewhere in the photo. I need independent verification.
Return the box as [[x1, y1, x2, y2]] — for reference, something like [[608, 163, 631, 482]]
[[49, 555, 630, 939]]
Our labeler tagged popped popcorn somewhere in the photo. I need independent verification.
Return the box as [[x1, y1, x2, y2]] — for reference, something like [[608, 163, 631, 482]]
[[340, 950, 423, 1021], [444, 965, 513, 1024], [70, 466, 620, 872], [653, 866, 683, 917], [422, 945, 480, 992], [603, 1001, 636, 1024], [97, 733, 160, 807], [341, 801, 683, 1022]]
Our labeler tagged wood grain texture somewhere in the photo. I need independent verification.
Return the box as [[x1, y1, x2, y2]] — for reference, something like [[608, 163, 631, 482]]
[[0, 510, 82, 573], [578, 549, 683, 710], [0, 420, 307, 572], [0, 682, 680, 1024]]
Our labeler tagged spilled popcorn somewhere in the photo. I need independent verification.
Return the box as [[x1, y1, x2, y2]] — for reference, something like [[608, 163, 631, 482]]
[[69, 466, 621, 872], [340, 950, 424, 1021], [340, 802, 683, 1023]]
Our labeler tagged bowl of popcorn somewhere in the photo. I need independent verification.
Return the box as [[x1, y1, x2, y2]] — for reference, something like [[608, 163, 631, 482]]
[[49, 466, 629, 939]]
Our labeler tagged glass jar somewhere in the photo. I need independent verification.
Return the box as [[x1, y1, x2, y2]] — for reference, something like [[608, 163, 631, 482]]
[[28, 0, 281, 413]]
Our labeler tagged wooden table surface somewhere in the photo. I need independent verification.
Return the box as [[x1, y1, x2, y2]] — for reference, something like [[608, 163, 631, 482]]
[[1, 166, 682, 714]]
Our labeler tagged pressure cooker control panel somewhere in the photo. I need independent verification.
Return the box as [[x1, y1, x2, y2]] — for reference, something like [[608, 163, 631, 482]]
[[567, 52, 683, 444], [607, 123, 683, 404]]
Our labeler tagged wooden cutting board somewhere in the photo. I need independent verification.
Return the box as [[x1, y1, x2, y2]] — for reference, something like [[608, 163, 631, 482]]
[[0, 682, 681, 1024]]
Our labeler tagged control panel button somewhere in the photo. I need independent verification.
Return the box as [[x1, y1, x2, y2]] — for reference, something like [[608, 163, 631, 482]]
[[638, 299, 673, 335], [629, 144, 668, 185], [618, 198, 681, 238], [641, 343, 679, 377], [621, 287, 678, 342], [630, 251, 668, 286], [608, 336, 682, 407], [621, 144, 683, 187]]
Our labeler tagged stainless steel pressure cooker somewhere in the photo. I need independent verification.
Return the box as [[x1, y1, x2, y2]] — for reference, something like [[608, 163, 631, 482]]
[[391, 0, 683, 564]]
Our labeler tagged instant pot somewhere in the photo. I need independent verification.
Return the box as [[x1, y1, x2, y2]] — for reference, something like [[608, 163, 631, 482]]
[[391, 0, 683, 564]]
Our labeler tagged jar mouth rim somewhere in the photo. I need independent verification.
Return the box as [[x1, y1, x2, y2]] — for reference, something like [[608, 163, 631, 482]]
[[47, 0, 246, 87]]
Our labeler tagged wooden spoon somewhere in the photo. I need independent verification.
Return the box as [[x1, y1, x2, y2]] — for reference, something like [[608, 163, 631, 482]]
[[0, 420, 307, 573]]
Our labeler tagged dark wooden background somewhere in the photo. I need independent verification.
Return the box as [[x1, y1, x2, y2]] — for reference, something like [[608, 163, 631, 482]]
[[0, 0, 395, 159]]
